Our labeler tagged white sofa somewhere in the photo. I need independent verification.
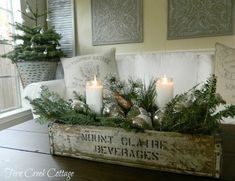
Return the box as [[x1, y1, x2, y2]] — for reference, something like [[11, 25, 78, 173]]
[[23, 49, 214, 99], [23, 49, 235, 124]]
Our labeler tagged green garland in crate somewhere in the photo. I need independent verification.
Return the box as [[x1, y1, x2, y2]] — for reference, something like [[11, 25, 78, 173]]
[[26, 86, 97, 125], [26, 86, 137, 130], [26, 75, 235, 135], [160, 75, 235, 135]]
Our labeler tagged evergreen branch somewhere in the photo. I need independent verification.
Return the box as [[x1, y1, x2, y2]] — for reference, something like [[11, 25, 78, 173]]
[[37, 12, 48, 18], [26, 86, 142, 131], [97, 117, 138, 131], [11, 22, 35, 35], [20, 11, 37, 22], [160, 75, 235, 135], [203, 75, 216, 124], [212, 105, 235, 122], [26, 1, 37, 20], [73, 91, 86, 103], [136, 79, 158, 118]]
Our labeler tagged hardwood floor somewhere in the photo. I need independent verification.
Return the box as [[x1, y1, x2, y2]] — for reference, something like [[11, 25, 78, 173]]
[[0, 120, 234, 181]]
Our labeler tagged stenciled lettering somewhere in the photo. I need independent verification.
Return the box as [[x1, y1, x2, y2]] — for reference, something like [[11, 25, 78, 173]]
[[80, 131, 168, 162], [120, 137, 167, 150], [81, 133, 113, 144], [94, 145, 159, 161]]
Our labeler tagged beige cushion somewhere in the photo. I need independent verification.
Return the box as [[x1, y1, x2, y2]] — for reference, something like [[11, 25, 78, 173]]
[[62, 48, 118, 99], [215, 43, 235, 104]]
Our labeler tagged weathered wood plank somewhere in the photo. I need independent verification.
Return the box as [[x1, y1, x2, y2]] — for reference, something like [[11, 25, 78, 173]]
[[220, 124, 235, 154], [8, 119, 48, 134], [0, 130, 50, 154], [49, 123, 222, 178], [220, 124, 235, 137], [221, 152, 235, 180]]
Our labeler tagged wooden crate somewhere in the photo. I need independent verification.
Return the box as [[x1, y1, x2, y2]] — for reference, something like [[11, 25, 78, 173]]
[[48, 122, 222, 178]]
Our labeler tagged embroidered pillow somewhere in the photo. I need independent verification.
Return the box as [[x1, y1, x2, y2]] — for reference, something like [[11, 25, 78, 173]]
[[215, 43, 235, 104], [62, 48, 118, 99]]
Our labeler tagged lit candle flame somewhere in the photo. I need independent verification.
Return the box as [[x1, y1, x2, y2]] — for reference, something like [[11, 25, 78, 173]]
[[162, 75, 168, 84], [93, 75, 97, 86]]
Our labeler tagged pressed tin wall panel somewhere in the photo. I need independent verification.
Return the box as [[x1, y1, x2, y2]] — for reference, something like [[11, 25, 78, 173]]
[[91, 0, 143, 45], [168, 0, 233, 39], [47, 0, 76, 57]]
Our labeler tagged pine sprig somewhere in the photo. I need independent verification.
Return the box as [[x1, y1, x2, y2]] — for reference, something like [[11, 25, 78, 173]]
[[136, 79, 158, 118], [212, 105, 235, 123], [104, 75, 142, 114], [104, 75, 142, 102], [26, 86, 96, 125], [73, 91, 86, 103], [26, 86, 139, 131], [160, 75, 235, 135], [97, 117, 136, 131]]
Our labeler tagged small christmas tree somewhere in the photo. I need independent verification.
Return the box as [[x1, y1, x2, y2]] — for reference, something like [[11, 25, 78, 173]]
[[2, 0, 65, 63]]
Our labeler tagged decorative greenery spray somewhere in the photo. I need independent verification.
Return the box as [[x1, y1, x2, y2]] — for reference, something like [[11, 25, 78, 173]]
[[103, 76, 142, 115], [26, 86, 137, 130], [26, 75, 235, 135], [104, 75, 158, 117], [160, 75, 235, 134], [26, 86, 96, 125]]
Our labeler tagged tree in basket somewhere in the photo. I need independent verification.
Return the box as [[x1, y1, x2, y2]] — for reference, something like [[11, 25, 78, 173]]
[[1, 0, 65, 88]]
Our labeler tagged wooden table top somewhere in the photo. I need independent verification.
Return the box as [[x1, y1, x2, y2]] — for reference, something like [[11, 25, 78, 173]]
[[0, 120, 233, 181]]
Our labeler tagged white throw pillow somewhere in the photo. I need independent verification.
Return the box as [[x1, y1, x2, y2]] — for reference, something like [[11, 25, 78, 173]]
[[215, 43, 235, 104], [62, 48, 118, 99]]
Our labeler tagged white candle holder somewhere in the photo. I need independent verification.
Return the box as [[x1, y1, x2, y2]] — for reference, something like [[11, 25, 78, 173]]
[[155, 76, 174, 109]]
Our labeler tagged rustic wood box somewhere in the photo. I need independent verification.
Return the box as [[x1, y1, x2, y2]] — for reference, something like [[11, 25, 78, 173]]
[[48, 122, 222, 178]]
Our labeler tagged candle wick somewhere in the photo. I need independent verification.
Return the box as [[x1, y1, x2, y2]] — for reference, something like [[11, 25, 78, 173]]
[[93, 75, 97, 86], [162, 75, 168, 84]]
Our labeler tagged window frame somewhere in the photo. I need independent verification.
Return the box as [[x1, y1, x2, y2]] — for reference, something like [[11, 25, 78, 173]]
[[0, 0, 14, 41], [0, 0, 22, 114]]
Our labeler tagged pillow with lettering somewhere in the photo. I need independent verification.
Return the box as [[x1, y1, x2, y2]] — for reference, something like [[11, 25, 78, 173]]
[[215, 43, 235, 104], [61, 48, 118, 99]]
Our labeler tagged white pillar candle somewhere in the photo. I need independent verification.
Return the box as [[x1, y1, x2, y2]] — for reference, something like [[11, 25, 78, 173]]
[[86, 76, 103, 114], [155, 76, 174, 109]]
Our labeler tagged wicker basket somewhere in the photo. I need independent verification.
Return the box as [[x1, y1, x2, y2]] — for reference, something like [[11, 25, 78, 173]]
[[16, 61, 58, 88]]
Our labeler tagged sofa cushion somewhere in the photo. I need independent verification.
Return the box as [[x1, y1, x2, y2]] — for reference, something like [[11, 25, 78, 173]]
[[197, 54, 214, 83], [116, 54, 136, 81], [134, 52, 199, 96], [215, 43, 235, 104], [61, 48, 118, 99]]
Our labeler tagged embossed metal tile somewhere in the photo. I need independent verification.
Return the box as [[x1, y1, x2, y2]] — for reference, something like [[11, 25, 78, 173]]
[[91, 0, 143, 45], [168, 0, 233, 39]]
